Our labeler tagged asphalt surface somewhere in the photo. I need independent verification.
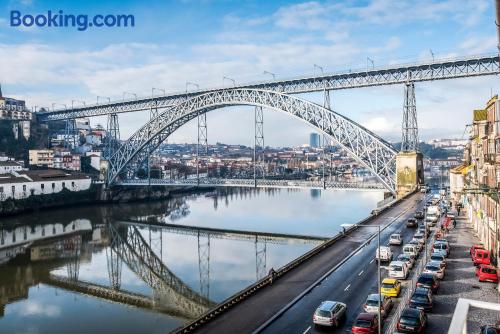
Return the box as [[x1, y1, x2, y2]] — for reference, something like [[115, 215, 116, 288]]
[[193, 192, 424, 334], [262, 193, 430, 334]]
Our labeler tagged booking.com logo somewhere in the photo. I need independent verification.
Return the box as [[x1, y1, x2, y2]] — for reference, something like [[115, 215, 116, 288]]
[[10, 10, 135, 31]]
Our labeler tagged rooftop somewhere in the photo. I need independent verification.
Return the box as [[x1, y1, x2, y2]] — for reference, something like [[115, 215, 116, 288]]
[[0, 170, 90, 185]]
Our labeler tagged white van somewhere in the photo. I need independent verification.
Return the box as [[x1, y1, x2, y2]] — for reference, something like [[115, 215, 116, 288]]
[[388, 261, 409, 279], [376, 246, 393, 262], [403, 244, 418, 258]]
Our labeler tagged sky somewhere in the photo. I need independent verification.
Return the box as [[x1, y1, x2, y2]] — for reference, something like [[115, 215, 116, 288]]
[[0, 0, 499, 146]]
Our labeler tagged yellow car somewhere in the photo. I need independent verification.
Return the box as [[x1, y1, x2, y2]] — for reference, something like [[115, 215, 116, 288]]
[[380, 278, 401, 297]]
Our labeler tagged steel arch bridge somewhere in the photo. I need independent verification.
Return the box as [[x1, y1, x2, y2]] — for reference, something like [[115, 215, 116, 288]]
[[108, 89, 398, 192]]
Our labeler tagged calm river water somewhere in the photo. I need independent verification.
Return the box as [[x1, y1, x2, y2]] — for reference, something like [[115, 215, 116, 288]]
[[0, 188, 383, 334]]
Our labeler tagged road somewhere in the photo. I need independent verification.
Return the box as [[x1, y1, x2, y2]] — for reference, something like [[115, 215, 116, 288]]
[[262, 193, 430, 334], [185, 192, 424, 334]]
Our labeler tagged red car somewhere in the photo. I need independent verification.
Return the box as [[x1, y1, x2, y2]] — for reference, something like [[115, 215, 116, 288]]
[[470, 244, 485, 259], [352, 312, 379, 333], [476, 265, 499, 283], [473, 249, 491, 266]]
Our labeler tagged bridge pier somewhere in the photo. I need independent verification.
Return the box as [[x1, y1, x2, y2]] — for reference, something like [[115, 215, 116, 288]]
[[64, 118, 77, 149], [198, 232, 210, 299], [196, 111, 208, 185], [395, 151, 424, 198], [254, 106, 265, 185], [401, 81, 419, 151]]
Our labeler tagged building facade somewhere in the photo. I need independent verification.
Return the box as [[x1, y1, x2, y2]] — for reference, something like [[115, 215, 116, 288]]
[[456, 95, 500, 264], [0, 170, 91, 201], [29, 150, 54, 167], [0, 85, 31, 121], [0, 161, 23, 174]]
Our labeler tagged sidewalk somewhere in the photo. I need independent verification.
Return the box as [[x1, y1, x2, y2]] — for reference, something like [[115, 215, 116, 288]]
[[426, 213, 500, 333]]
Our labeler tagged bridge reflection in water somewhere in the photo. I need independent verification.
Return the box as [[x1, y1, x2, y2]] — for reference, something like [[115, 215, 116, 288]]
[[0, 196, 326, 321]]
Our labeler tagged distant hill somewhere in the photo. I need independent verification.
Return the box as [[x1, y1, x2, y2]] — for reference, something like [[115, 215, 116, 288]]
[[392, 142, 462, 159]]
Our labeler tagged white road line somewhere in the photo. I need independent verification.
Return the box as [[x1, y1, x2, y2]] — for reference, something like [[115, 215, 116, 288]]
[[358, 270, 364, 276], [344, 284, 351, 291], [302, 325, 311, 334], [370, 259, 375, 264]]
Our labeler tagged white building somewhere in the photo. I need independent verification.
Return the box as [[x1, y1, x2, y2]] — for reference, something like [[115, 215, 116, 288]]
[[0, 170, 92, 201], [0, 161, 23, 174]]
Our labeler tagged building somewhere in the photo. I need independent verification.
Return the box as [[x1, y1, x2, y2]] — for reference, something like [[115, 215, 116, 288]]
[[457, 95, 500, 264], [12, 121, 30, 140], [309, 132, 321, 148], [0, 170, 92, 201], [29, 150, 54, 167], [0, 161, 23, 174], [0, 85, 31, 121]]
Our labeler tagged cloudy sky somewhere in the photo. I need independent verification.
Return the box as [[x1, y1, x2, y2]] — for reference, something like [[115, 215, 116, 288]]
[[0, 0, 499, 146]]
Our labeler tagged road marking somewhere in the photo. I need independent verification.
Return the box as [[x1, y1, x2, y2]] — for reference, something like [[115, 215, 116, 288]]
[[358, 270, 364, 276], [302, 326, 311, 334], [370, 259, 375, 264], [344, 284, 351, 291]]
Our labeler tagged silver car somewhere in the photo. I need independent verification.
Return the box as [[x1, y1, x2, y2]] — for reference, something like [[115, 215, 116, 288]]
[[397, 253, 416, 269], [313, 301, 347, 327], [423, 261, 445, 279], [363, 293, 393, 317]]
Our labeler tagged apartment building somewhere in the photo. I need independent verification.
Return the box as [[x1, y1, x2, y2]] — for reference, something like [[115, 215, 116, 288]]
[[452, 95, 500, 263], [29, 150, 54, 167]]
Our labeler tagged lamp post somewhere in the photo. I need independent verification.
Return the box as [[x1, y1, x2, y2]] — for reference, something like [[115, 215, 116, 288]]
[[223, 76, 236, 88], [262, 71, 276, 80]]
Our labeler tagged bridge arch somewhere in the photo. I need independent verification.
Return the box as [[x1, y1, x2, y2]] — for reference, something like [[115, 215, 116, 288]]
[[108, 89, 397, 192]]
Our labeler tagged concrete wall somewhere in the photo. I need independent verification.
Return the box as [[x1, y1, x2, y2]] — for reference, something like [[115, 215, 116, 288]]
[[0, 177, 92, 201], [396, 152, 424, 198]]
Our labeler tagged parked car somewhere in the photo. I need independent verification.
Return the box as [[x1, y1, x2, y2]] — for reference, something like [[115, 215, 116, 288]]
[[416, 273, 439, 293], [417, 225, 429, 236], [406, 218, 418, 228], [403, 244, 418, 258], [397, 307, 427, 333], [363, 293, 393, 317], [476, 265, 499, 283], [351, 312, 379, 334], [389, 233, 403, 245], [435, 238, 449, 246], [376, 246, 393, 262], [313, 301, 347, 327], [381, 278, 401, 297], [430, 252, 447, 267], [389, 261, 409, 279], [432, 249, 448, 259], [470, 244, 485, 258], [397, 253, 416, 269], [414, 211, 424, 219], [423, 261, 445, 279], [473, 249, 491, 266], [409, 287, 433, 312]]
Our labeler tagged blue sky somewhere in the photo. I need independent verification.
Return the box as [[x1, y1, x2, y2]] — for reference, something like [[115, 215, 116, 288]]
[[0, 0, 499, 146]]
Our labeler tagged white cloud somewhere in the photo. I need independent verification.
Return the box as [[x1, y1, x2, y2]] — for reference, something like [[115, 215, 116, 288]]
[[362, 116, 398, 133], [20, 301, 61, 317]]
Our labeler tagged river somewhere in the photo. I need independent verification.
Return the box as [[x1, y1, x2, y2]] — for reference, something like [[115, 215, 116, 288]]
[[0, 188, 383, 334]]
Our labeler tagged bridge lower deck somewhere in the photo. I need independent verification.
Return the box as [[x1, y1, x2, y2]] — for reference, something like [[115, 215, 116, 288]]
[[179, 192, 421, 333]]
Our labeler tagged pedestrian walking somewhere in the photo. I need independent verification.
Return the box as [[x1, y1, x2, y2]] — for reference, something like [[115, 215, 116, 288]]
[[452, 218, 457, 228], [268, 267, 276, 285]]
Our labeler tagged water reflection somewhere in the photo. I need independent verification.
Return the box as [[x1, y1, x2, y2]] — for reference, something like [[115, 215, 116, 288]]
[[0, 188, 381, 333]]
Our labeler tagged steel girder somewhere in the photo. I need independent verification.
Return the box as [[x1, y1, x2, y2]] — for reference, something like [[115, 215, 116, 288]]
[[39, 54, 499, 121], [107, 89, 398, 192], [107, 224, 214, 318], [118, 178, 386, 191]]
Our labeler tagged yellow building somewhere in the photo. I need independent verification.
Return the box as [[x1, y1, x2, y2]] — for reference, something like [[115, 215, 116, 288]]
[[28, 150, 54, 167]]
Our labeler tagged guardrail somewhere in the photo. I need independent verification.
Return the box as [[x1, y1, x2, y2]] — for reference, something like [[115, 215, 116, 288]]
[[173, 190, 417, 334]]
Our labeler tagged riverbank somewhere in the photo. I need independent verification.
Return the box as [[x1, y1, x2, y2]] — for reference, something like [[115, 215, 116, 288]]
[[0, 183, 210, 218]]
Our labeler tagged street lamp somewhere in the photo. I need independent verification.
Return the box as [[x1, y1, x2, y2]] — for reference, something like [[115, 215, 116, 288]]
[[71, 100, 86, 109], [262, 71, 276, 80], [223, 76, 236, 88], [366, 57, 375, 71], [96, 96, 110, 104], [313, 64, 324, 76], [123, 91, 137, 102], [186, 81, 199, 93]]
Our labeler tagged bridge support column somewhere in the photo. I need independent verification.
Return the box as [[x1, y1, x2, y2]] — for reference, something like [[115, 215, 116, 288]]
[[401, 82, 419, 151], [106, 247, 122, 290], [322, 89, 331, 189], [64, 118, 77, 149], [396, 151, 424, 198], [105, 113, 120, 158], [198, 232, 210, 299], [255, 236, 267, 280], [254, 106, 265, 186], [196, 112, 208, 185]]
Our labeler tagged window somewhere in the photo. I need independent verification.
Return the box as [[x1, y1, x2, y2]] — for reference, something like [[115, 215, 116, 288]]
[[62, 182, 65, 188], [72, 181, 75, 187], [51, 183, 55, 189], [11, 186, 15, 194], [0, 187, 3, 193], [22, 185, 26, 191], [41, 183, 45, 190]]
